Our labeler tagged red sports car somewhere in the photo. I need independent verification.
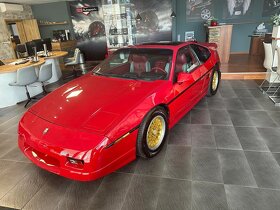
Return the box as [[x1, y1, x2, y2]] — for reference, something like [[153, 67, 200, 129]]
[[18, 41, 221, 181]]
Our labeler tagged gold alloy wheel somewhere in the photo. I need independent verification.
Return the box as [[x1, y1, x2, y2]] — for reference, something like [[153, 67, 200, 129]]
[[212, 71, 219, 91], [146, 115, 166, 150]]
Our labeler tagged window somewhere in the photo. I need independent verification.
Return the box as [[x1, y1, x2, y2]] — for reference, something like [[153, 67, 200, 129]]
[[191, 44, 211, 63], [175, 46, 200, 74], [93, 48, 173, 81]]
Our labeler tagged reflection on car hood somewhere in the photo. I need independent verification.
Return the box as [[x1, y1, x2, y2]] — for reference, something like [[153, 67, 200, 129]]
[[30, 74, 166, 136]]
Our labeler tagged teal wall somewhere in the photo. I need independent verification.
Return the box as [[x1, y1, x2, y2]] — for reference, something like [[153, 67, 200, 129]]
[[32, 0, 273, 53], [175, 0, 272, 52], [31, 2, 74, 39]]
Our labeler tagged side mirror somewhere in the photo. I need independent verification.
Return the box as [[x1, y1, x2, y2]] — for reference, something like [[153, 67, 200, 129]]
[[177, 72, 191, 84]]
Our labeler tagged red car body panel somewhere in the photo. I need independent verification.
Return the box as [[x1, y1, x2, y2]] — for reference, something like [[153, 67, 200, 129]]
[[18, 41, 220, 181]]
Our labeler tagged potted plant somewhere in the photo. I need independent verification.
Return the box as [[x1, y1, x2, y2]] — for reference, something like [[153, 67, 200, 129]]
[[271, 13, 280, 38], [210, 17, 218, 26]]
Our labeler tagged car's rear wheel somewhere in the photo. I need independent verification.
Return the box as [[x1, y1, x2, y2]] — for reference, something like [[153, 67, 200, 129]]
[[137, 107, 168, 158], [207, 68, 221, 96]]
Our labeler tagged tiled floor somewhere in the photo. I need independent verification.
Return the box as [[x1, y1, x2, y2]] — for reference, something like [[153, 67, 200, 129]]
[[1, 80, 280, 210]]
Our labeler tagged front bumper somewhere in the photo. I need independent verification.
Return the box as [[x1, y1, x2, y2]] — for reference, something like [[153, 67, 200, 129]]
[[18, 111, 137, 181]]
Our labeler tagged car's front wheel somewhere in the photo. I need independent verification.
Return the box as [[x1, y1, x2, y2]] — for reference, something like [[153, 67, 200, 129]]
[[207, 68, 221, 96], [137, 107, 168, 158]]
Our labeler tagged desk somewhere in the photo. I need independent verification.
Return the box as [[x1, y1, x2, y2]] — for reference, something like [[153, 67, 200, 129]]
[[249, 36, 265, 57], [0, 51, 68, 108], [0, 58, 45, 108]]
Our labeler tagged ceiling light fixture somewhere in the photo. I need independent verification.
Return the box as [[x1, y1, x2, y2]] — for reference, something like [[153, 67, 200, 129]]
[[171, 11, 176, 18], [136, 13, 142, 21]]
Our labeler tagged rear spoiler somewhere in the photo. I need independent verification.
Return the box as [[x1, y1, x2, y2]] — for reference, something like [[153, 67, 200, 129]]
[[200, 42, 218, 50]]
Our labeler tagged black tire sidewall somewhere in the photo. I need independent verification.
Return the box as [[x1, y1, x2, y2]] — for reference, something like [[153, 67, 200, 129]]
[[207, 68, 221, 96], [137, 108, 168, 158]]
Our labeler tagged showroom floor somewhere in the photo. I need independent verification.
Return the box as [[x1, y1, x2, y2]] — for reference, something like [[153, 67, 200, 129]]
[[1, 79, 280, 210]]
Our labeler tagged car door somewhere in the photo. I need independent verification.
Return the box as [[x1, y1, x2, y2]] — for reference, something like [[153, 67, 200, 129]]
[[190, 44, 213, 94], [168, 46, 203, 123]]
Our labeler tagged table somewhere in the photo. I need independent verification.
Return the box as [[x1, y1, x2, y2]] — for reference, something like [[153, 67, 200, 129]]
[[0, 58, 45, 108], [0, 51, 68, 108]]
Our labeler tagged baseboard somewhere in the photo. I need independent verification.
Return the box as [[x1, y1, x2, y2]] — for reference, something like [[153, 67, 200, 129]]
[[221, 72, 266, 80], [230, 52, 248, 55]]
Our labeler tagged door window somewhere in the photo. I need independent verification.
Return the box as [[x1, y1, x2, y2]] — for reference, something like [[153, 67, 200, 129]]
[[174, 46, 200, 82]]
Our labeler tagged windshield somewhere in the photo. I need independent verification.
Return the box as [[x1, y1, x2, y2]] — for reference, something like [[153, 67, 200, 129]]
[[93, 48, 173, 81]]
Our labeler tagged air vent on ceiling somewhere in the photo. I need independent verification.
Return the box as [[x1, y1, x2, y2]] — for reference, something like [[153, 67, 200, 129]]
[[0, 3, 24, 12]]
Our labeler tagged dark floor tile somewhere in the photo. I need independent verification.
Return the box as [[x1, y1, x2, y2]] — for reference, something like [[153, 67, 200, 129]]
[[239, 98, 264, 110], [228, 80, 247, 89], [192, 182, 228, 210], [249, 89, 267, 98], [267, 111, 280, 126], [0, 167, 49, 209], [117, 159, 138, 174], [156, 178, 191, 210], [223, 98, 245, 110], [257, 127, 280, 152], [190, 109, 211, 125], [245, 151, 280, 189], [194, 97, 208, 109], [191, 125, 216, 148], [22, 175, 72, 210], [162, 145, 191, 179], [55, 178, 102, 210], [168, 124, 191, 146], [225, 185, 280, 210], [258, 97, 280, 111], [213, 126, 242, 150], [0, 134, 17, 142], [0, 162, 32, 199], [272, 153, 280, 167], [177, 112, 191, 124], [135, 147, 166, 176], [234, 88, 254, 98], [0, 115, 21, 134], [0, 146, 29, 162], [209, 110, 232, 125], [219, 86, 237, 98], [248, 111, 277, 128], [207, 97, 226, 110], [243, 80, 259, 89], [192, 148, 223, 183], [87, 173, 132, 210], [0, 140, 17, 159], [218, 149, 257, 186], [121, 175, 161, 210], [235, 127, 269, 151], [228, 110, 253, 126]]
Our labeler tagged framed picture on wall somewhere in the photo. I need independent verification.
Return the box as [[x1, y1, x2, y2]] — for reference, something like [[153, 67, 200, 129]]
[[186, 0, 214, 21], [223, 0, 253, 19], [262, 0, 280, 17]]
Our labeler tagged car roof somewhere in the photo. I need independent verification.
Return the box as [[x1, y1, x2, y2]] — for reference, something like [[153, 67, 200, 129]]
[[130, 41, 196, 50]]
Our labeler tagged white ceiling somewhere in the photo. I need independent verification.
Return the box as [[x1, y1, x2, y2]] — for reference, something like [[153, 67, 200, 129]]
[[0, 0, 74, 5]]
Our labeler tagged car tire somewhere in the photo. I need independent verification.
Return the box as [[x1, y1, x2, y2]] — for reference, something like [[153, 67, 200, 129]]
[[207, 68, 221, 96], [136, 107, 168, 158]]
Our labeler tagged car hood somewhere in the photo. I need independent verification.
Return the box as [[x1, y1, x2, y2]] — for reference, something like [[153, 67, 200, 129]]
[[30, 74, 166, 136]]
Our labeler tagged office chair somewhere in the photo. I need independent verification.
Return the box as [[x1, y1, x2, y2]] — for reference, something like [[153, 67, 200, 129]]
[[15, 44, 28, 58], [9, 66, 38, 107], [64, 48, 81, 78], [38, 63, 53, 94]]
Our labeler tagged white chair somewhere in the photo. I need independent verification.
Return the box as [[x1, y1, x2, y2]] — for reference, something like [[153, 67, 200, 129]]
[[38, 63, 52, 94], [259, 42, 276, 90], [268, 47, 280, 101], [9, 66, 38, 107], [65, 48, 81, 78]]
